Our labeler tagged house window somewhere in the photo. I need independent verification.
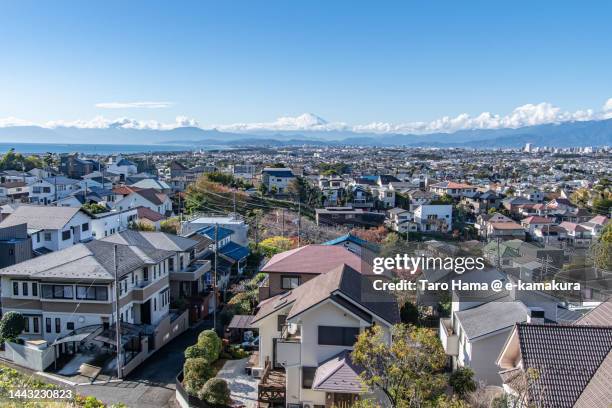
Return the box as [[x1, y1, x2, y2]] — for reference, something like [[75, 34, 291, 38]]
[[67, 322, 75, 331], [168, 257, 174, 272], [281, 275, 300, 290], [24, 318, 30, 332], [45, 318, 51, 333], [33, 317, 39, 333], [318, 326, 359, 346], [41, 284, 73, 299], [76, 286, 108, 301], [82, 223, 89, 232], [154, 298, 157, 311], [44, 232, 52, 241], [302, 367, 317, 388], [32, 283, 38, 297], [143, 267, 148, 281], [62, 230, 71, 241], [13, 282, 18, 296], [55, 318, 61, 333], [22, 282, 28, 296]]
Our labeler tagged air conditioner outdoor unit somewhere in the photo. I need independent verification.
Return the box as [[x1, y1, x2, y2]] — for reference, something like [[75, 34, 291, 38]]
[[251, 367, 264, 378], [302, 402, 314, 408]]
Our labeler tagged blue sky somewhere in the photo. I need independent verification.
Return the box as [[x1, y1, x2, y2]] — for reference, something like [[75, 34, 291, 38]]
[[1, 1, 612, 134]]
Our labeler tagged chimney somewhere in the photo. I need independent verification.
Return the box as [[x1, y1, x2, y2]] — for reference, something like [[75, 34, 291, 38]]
[[527, 307, 545, 324]]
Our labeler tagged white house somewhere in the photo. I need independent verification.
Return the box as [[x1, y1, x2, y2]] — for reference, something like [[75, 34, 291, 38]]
[[29, 177, 82, 205], [261, 168, 295, 194], [0, 205, 93, 254], [251, 264, 399, 407], [106, 156, 138, 181], [90, 208, 138, 239], [413, 204, 452, 232], [112, 188, 173, 216]]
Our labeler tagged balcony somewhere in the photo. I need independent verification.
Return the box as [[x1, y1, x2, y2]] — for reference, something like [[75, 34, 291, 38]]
[[170, 259, 211, 281], [439, 318, 459, 356]]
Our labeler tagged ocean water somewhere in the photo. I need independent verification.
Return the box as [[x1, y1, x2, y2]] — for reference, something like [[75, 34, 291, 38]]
[[0, 143, 225, 155]]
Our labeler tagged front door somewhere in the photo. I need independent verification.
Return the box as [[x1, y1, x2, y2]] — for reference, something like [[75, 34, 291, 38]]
[[141, 300, 151, 325]]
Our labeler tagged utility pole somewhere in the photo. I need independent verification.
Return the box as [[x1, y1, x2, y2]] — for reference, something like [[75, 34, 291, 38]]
[[113, 245, 122, 379], [496, 237, 501, 269], [213, 223, 218, 332], [281, 209, 285, 237], [233, 190, 237, 216], [297, 201, 301, 247]]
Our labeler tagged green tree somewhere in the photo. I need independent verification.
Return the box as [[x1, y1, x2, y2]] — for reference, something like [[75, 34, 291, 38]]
[[400, 301, 419, 325], [449, 367, 477, 397], [160, 217, 180, 234], [82, 203, 108, 215], [430, 193, 454, 205], [197, 329, 223, 360], [197, 378, 231, 406], [589, 223, 612, 270], [183, 358, 214, 396], [352, 324, 447, 407], [0, 312, 26, 343]]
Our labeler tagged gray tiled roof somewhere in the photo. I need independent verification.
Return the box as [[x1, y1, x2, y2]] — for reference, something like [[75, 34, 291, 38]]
[[0, 240, 173, 280], [455, 301, 528, 340], [0, 205, 85, 230], [312, 349, 366, 393], [516, 322, 612, 408], [102, 230, 197, 252]]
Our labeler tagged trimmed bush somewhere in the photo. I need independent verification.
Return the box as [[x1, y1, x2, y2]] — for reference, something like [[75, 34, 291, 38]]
[[197, 329, 222, 360], [183, 357, 214, 395], [449, 367, 477, 396], [198, 378, 231, 406], [0, 311, 25, 343]]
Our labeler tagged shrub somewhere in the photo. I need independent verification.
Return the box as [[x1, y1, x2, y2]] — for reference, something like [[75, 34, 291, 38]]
[[0, 311, 25, 343], [229, 345, 248, 359], [183, 358, 214, 395], [449, 367, 477, 396], [197, 378, 231, 406], [198, 329, 222, 360]]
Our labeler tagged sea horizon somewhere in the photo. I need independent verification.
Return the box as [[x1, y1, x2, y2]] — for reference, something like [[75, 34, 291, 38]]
[[0, 142, 229, 155]]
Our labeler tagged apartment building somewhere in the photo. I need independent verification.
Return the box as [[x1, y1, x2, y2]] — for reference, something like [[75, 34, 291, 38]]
[[0, 205, 93, 254], [251, 264, 399, 407], [413, 204, 452, 233], [261, 167, 295, 194]]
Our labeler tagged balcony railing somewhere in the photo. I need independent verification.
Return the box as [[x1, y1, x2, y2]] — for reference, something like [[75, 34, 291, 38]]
[[170, 260, 211, 281]]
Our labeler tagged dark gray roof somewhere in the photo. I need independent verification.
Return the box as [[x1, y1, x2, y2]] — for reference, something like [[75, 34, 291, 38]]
[[516, 323, 612, 408], [102, 230, 197, 252], [312, 350, 366, 393], [456, 301, 528, 340], [0, 239, 173, 281]]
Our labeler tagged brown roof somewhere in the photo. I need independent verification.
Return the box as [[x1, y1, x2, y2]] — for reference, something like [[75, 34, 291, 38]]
[[253, 263, 399, 326], [490, 222, 523, 230], [261, 244, 363, 274], [575, 300, 612, 326], [134, 188, 169, 206], [136, 206, 166, 222], [112, 185, 141, 195]]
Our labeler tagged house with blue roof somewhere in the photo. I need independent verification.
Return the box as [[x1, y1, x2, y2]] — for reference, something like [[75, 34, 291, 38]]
[[195, 225, 249, 287], [323, 233, 379, 257]]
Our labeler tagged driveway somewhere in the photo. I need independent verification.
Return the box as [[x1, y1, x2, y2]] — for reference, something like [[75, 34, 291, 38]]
[[78, 319, 213, 408], [216, 358, 258, 407]]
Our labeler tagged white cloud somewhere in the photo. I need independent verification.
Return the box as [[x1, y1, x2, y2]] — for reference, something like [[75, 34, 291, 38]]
[[1, 98, 611, 134], [95, 101, 174, 109], [214, 113, 348, 132]]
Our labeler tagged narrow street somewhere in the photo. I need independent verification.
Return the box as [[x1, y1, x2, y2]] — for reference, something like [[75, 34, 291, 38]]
[[78, 320, 213, 408]]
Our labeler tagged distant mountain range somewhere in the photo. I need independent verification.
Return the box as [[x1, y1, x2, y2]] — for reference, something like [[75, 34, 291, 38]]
[[1, 118, 611, 148]]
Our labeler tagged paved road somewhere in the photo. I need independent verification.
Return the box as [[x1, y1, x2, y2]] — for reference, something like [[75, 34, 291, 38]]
[[78, 320, 213, 408]]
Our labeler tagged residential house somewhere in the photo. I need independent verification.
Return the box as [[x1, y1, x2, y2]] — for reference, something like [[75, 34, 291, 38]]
[[520, 216, 555, 236], [0, 181, 29, 203], [497, 301, 612, 408], [315, 207, 385, 229], [386, 207, 417, 234], [475, 212, 514, 239], [261, 168, 295, 194], [29, 177, 82, 205], [0, 223, 33, 268], [251, 264, 399, 407], [580, 215, 609, 239], [59, 154, 99, 179], [102, 230, 214, 324], [112, 187, 173, 216], [181, 215, 249, 246], [258, 245, 364, 301], [0, 205, 93, 254], [106, 156, 138, 181], [429, 181, 476, 198], [135, 206, 166, 230], [486, 222, 526, 241], [319, 176, 345, 206], [460, 190, 503, 214], [347, 185, 375, 209], [89, 208, 138, 239], [413, 204, 452, 233], [559, 222, 591, 247], [0, 239, 189, 376]]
